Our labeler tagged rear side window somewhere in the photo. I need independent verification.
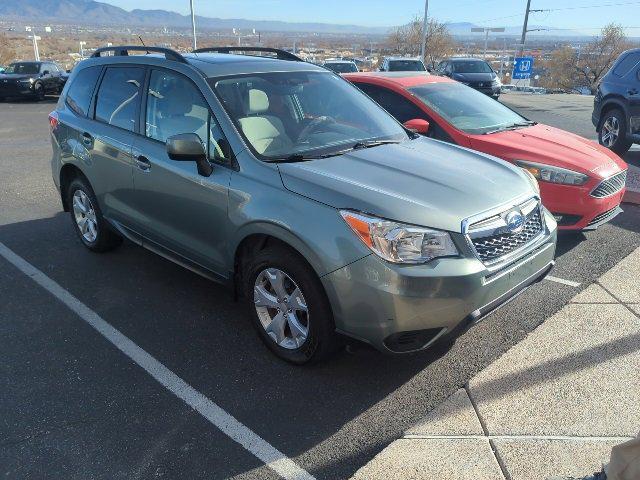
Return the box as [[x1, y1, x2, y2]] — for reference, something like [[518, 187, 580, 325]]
[[95, 67, 145, 132], [613, 52, 640, 77], [357, 83, 426, 123], [66, 66, 102, 117]]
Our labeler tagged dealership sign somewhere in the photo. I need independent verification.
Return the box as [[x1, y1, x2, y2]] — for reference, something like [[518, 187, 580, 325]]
[[513, 57, 534, 79]]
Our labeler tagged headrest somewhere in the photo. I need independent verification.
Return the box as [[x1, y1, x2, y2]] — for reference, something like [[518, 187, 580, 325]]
[[163, 85, 197, 116], [247, 89, 269, 114]]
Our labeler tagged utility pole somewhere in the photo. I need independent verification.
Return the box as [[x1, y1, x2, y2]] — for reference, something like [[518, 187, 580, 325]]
[[420, 0, 429, 61], [520, 0, 531, 56], [190, 0, 197, 50]]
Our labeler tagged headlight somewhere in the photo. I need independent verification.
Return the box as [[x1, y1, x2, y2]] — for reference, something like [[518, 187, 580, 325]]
[[521, 168, 540, 194], [516, 160, 589, 186], [492, 77, 502, 86], [340, 211, 458, 264]]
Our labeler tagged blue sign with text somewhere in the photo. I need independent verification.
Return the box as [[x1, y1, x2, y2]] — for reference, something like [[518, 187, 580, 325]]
[[513, 57, 534, 79]]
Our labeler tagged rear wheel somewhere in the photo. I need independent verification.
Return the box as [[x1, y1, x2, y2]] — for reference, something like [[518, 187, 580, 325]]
[[243, 245, 340, 364], [67, 177, 122, 252], [599, 109, 632, 156]]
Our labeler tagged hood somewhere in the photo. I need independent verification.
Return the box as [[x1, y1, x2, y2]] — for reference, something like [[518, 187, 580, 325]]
[[453, 72, 495, 82], [469, 123, 627, 179], [278, 137, 536, 233]]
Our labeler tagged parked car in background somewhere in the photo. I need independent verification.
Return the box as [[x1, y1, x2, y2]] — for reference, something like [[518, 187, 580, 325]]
[[436, 57, 501, 98], [346, 72, 627, 231], [323, 60, 359, 74], [592, 47, 640, 156], [501, 84, 516, 93], [0, 61, 66, 101], [0, 66, 5, 74], [50, 45, 556, 363], [379, 57, 427, 72]]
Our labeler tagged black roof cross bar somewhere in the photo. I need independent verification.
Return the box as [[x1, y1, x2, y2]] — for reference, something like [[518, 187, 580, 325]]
[[193, 46, 303, 62], [91, 45, 188, 64]]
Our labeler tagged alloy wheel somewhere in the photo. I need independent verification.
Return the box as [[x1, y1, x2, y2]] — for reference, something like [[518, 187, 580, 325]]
[[72, 190, 98, 243], [253, 268, 309, 349], [601, 116, 619, 147]]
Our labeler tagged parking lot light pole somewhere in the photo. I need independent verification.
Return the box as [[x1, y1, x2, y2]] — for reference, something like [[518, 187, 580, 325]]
[[420, 0, 429, 61], [190, 0, 197, 50]]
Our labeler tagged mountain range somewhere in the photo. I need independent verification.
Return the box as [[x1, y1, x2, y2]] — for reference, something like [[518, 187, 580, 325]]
[[0, 0, 590, 37]]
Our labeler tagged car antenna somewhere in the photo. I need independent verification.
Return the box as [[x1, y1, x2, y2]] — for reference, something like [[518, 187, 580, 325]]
[[138, 35, 150, 54]]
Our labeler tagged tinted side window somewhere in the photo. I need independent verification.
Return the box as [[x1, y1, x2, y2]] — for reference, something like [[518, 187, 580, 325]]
[[357, 83, 426, 123], [66, 66, 102, 117], [613, 52, 640, 77], [356, 83, 453, 142], [95, 67, 145, 132]]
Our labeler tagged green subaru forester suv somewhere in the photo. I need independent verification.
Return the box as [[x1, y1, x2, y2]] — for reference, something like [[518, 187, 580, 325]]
[[49, 46, 557, 364]]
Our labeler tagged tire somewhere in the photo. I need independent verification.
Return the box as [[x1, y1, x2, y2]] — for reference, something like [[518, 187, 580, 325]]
[[243, 245, 340, 364], [34, 82, 45, 101], [599, 109, 632, 156], [67, 177, 122, 252]]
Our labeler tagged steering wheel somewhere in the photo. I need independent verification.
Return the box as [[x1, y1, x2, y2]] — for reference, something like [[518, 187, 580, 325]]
[[297, 116, 337, 142]]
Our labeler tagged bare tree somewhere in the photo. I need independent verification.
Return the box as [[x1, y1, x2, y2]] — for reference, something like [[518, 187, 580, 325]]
[[0, 34, 16, 65], [386, 16, 457, 69], [543, 24, 630, 93]]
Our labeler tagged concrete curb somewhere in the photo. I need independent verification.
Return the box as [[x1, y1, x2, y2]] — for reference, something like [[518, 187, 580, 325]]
[[623, 189, 640, 205]]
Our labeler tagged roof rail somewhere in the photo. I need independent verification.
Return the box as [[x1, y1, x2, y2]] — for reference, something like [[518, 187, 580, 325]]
[[91, 45, 188, 64], [192, 46, 303, 62]]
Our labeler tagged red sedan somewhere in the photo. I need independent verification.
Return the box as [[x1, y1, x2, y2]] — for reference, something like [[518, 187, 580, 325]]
[[345, 72, 628, 231]]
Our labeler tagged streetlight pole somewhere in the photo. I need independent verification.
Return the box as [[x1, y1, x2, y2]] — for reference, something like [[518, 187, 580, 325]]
[[190, 0, 197, 50], [420, 0, 429, 61]]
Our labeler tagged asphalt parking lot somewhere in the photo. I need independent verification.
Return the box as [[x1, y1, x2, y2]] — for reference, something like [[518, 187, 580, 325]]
[[1, 95, 639, 480]]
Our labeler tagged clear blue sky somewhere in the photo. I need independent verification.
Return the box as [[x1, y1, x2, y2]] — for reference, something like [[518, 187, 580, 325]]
[[102, 0, 639, 32]]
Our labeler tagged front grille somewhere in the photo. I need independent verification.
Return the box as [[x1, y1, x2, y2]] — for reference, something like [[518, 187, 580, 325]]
[[591, 170, 627, 198], [471, 209, 543, 264], [587, 206, 620, 227]]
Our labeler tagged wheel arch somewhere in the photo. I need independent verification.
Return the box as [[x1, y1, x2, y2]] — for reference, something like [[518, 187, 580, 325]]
[[598, 97, 629, 131], [231, 224, 326, 298], [59, 163, 90, 211]]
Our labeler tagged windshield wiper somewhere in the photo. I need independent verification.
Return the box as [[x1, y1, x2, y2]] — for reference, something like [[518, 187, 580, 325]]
[[484, 121, 537, 135], [273, 149, 353, 163], [352, 139, 401, 149]]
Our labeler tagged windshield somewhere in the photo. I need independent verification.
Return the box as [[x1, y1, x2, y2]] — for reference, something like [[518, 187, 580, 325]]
[[452, 61, 493, 74], [325, 63, 358, 73], [6, 63, 39, 75], [388, 60, 426, 72], [209, 71, 407, 160], [409, 82, 528, 134]]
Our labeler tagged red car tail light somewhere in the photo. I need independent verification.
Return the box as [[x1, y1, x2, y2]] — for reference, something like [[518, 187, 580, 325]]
[[48, 111, 59, 131]]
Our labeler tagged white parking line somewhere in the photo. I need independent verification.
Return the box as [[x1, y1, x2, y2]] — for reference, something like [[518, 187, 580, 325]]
[[545, 275, 581, 288], [0, 242, 315, 480]]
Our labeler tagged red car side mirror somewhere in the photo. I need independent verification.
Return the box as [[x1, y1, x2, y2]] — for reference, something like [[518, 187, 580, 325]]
[[404, 118, 430, 134]]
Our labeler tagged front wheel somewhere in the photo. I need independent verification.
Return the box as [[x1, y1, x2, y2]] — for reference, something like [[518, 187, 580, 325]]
[[67, 177, 122, 252], [34, 82, 45, 101], [243, 245, 340, 364], [599, 109, 632, 156]]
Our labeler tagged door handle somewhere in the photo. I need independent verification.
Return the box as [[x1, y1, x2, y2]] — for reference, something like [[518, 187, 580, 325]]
[[135, 155, 151, 172], [81, 132, 93, 147], [629, 89, 639, 95]]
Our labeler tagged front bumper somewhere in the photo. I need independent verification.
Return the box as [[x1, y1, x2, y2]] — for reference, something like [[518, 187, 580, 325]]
[[540, 181, 625, 230], [0, 83, 37, 98], [321, 212, 557, 353]]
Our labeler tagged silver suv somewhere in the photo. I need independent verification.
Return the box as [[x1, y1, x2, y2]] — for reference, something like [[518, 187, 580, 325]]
[[50, 46, 557, 363]]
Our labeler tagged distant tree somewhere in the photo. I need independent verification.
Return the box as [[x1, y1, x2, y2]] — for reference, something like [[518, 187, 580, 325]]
[[386, 16, 457, 69], [543, 24, 630, 93], [0, 34, 16, 65]]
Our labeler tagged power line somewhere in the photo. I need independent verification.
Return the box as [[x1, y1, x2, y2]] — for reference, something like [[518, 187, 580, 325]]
[[537, 1, 640, 12]]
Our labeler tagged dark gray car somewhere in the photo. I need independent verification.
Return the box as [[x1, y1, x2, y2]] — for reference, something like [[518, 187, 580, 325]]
[[49, 46, 557, 364], [0, 61, 66, 101]]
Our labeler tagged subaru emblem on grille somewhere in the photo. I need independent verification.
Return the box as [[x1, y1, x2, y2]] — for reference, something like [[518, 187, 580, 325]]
[[505, 211, 525, 233]]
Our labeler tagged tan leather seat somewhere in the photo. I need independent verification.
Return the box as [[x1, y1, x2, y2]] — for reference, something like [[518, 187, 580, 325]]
[[238, 89, 293, 155]]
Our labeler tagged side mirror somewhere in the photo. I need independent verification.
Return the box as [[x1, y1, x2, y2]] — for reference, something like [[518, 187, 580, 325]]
[[166, 133, 212, 177], [42, 70, 50, 75], [404, 118, 430, 134]]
